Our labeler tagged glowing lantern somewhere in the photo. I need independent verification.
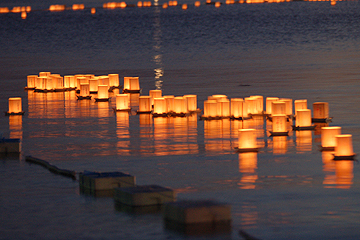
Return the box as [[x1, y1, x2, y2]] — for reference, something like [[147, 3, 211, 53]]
[[26, 75, 37, 89], [174, 96, 187, 114], [195, 1, 201, 6], [219, 99, 230, 117], [21, 12, 27, 19], [39, 72, 51, 77], [123, 77, 140, 92], [96, 85, 109, 101], [279, 98, 292, 116], [321, 126, 341, 150], [45, 77, 53, 91], [294, 99, 307, 113], [72, 4, 85, 10], [164, 95, 174, 113], [138, 96, 151, 113], [35, 76, 46, 90], [203, 100, 217, 118], [49, 5, 66, 11], [80, 83, 90, 97], [271, 114, 288, 135], [0, 7, 10, 13], [334, 134, 354, 159], [153, 98, 167, 115], [231, 98, 244, 119], [120, 2, 127, 8], [296, 109, 312, 128], [182, 4, 188, 9], [211, 94, 227, 101], [215, 2, 221, 7], [266, 97, 279, 115], [150, 90, 162, 106], [163, 2, 169, 7], [271, 101, 286, 115], [66, 75, 76, 89], [26, 6, 31, 12], [52, 75, 64, 90], [116, 94, 130, 111], [91, 8, 96, 14], [7, 98, 23, 114], [331, 0, 336, 5], [184, 95, 197, 112], [238, 129, 257, 152], [250, 95, 263, 114], [98, 76, 109, 89], [109, 74, 119, 87], [137, 1, 143, 7], [313, 102, 329, 120], [89, 79, 98, 93]]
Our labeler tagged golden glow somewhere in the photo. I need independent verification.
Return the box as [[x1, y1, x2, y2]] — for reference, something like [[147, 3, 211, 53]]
[[21, 11, 27, 19], [162, 3, 168, 8], [149, 89, 162, 106], [230, 98, 244, 118], [64, 75, 75, 88], [0, 7, 10, 13], [335, 161, 353, 189], [321, 126, 341, 148], [119, 2, 127, 8], [174, 96, 187, 114], [137, 1, 143, 7], [238, 152, 258, 189], [97, 85, 109, 99], [250, 95, 263, 114], [219, 99, 230, 117], [322, 151, 336, 187], [313, 102, 329, 119], [139, 96, 151, 112], [98, 76, 109, 89], [116, 94, 130, 110], [39, 72, 51, 77], [272, 136, 288, 154], [272, 114, 287, 133], [108, 74, 119, 87], [164, 95, 174, 113], [266, 97, 279, 115], [194, 1, 201, 6], [153, 97, 167, 114], [331, 0, 336, 5], [72, 4, 85, 10], [36, 76, 46, 90], [215, 1, 221, 7], [45, 77, 53, 90], [203, 100, 217, 117], [9, 115, 22, 139], [279, 98, 292, 116], [8, 97, 22, 113], [182, 3, 188, 9], [91, 8, 96, 14], [271, 101, 286, 115], [204, 119, 231, 152], [294, 99, 307, 113], [296, 109, 312, 127], [49, 5, 66, 11], [335, 134, 354, 157], [89, 79, 98, 92], [27, 75, 37, 88], [296, 130, 312, 153], [238, 129, 257, 149]]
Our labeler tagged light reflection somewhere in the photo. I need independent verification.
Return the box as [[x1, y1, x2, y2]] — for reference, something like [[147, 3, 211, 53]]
[[116, 111, 130, 155], [9, 115, 22, 139], [153, 7, 163, 90], [204, 119, 231, 152], [296, 130, 312, 153], [238, 152, 258, 189], [322, 151, 336, 187], [97, 102, 110, 118], [335, 160, 353, 189], [28, 92, 65, 118], [272, 136, 288, 154]]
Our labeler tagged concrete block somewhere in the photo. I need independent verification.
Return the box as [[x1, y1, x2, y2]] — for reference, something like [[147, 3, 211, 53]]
[[79, 171, 135, 192], [163, 200, 231, 224], [114, 185, 176, 206]]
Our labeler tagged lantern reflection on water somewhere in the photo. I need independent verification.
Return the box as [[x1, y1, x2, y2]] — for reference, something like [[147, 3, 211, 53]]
[[335, 160, 353, 189], [334, 134, 354, 159], [238, 129, 258, 152], [321, 126, 341, 150], [138, 96, 152, 113], [9, 115, 23, 139], [296, 130, 312, 153], [272, 136, 288, 154], [238, 152, 258, 189]]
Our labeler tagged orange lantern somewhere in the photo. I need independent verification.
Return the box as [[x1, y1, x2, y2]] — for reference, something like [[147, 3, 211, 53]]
[[279, 98, 292, 116], [195, 1, 201, 6], [174, 96, 187, 115], [184, 95, 197, 112], [203, 100, 217, 118], [95, 85, 109, 102], [115, 94, 130, 111], [149, 89, 162, 106], [7, 97, 23, 115], [164, 95, 175, 113], [230, 98, 244, 119], [321, 126, 341, 150], [295, 109, 312, 128], [334, 134, 354, 159], [153, 98, 167, 115], [266, 97, 279, 115], [313, 102, 329, 121], [138, 96, 152, 113], [26, 75, 37, 89], [294, 99, 307, 113], [271, 114, 288, 136], [271, 101, 286, 115], [108, 74, 119, 87], [80, 83, 90, 97], [238, 129, 258, 152], [89, 79, 99, 93]]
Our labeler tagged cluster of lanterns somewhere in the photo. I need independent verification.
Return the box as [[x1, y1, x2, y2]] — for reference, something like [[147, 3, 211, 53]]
[[200, 94, 355, 160]]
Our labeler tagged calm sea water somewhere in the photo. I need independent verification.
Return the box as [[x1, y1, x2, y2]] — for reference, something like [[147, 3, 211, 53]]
[[1, 1, 360, 239]]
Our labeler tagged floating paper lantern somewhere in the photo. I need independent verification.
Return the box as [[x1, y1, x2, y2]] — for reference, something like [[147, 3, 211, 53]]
[[98, 76, 109, 89], [45, 77, 53, 91], [219, 99, 230, 118], [164, 95, 174, 113], [279, 98, 292, 116], [153, 98, 167, 115], [35, 76, 46, 90], [215, 1, 221, 7], [116, 94, 130, 111], [26, 75, 37, 89], [313, 102, 329, 120], [150, 90, 162, 106], [321, 126, 341, 150], [238, 129, 258, 152], [294, 99, 307, 113], [138, 96, 151, 113], [91, 8, 96, 14], [203, 100, 218, 118], [7, 97, 23, 114], [230, 98, 244, 119], [108, 74, 119, 87], [211, 95, 227, 101], [80, 83, 90, 97], [123, 77, 140, 92], [72, 4, 85, 10], [271, 114, 288, 135], [174, 96, 187, 114], [250, 95, 263, 114], [195, 1, 201, 6], [96, 85, 109, 101], [137, 1, 143, 7], [184, 95, 197, 112], [182, 3, 187, 9], [334, 134, 354, 159], [271, 101, 286, 115], [266, 97, 279, 115], [21, 11, 27, 19], [39, 72, 51, 77], [245, 97, 257, 115], [89, 79, 98, 93], [295, 109, 312, 128], [53, 75, 64, 90]]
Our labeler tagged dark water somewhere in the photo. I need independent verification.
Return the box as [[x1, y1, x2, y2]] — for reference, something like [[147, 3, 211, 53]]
[[1, 1, 360, 239]]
